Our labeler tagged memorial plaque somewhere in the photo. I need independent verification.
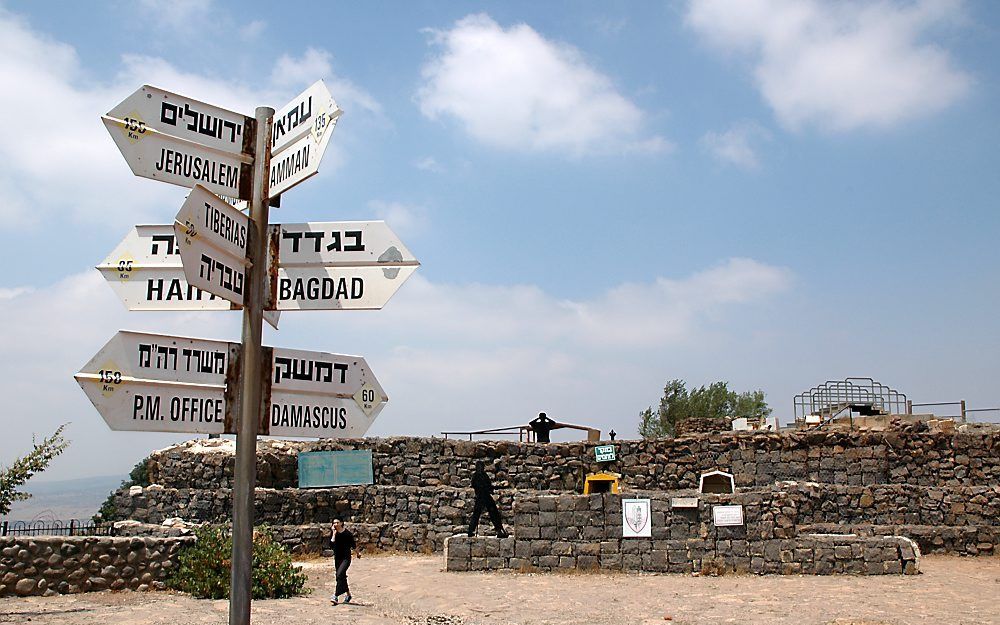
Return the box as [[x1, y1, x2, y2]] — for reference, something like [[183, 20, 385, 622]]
[[297, 450, 374, 488], [712, 504, 745, 527]]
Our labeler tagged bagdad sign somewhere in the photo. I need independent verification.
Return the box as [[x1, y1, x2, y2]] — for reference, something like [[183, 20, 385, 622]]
[[270, 80, 342, 197], [170, 191, 420, 312], [76, 331, 387, 437], [266, 221, 419, 310], [98, 224, 279, 328]]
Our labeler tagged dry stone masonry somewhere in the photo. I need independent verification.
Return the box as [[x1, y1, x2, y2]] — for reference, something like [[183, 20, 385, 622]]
[[93, 429, 999, 578], [0, 536, 192, 597]]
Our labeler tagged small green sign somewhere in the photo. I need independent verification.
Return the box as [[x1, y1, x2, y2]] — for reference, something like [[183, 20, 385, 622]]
[[595, 444, 616, 462], [298, 450, 374, 488]]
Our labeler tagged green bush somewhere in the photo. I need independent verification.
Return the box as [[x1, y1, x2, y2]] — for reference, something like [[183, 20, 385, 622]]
[[168, 526, 308, 599], [93, 458, 151, 523]]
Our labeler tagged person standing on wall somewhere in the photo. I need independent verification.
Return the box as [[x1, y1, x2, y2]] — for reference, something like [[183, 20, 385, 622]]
[[330, 519, 360, 605], [467, 460, 509, 538]]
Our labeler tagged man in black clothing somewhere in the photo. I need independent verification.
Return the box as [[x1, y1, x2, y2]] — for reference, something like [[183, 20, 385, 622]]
[[529, 412, 556, 443], [329, 519, 360, 605], [467, 460, 509, 538]]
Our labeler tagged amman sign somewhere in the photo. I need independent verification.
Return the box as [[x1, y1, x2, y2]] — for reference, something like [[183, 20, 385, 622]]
[[269, 80, 342, 197]]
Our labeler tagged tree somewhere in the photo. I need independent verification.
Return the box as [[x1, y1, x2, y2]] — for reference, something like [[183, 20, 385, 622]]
[[638, 380, 771, 438], [0, 425, 70, 516]]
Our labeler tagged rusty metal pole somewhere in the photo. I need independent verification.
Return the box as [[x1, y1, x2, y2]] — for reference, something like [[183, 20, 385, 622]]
[[229, 105, 273, 625]]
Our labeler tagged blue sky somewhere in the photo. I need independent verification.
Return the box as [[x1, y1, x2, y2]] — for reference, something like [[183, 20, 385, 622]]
[[1, 0, 998, 481]]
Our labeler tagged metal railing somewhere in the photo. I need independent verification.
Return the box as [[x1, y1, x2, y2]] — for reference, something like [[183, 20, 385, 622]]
[[0, 519, 116, 537], [794, 377, 908, 425], [909, 401, 1000, 424], [909, 400, 966, 421]]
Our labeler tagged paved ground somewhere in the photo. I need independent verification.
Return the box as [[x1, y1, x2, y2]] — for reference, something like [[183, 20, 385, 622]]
[[1, 554, 998, 625]]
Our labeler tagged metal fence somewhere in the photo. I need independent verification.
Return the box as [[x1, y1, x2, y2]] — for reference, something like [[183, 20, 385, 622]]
[[0, 519, 116, 537], [908, 401, 1000, 423]]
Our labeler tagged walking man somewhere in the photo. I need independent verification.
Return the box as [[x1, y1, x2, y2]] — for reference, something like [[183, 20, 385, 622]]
[[330, 519, 360, 605], [467, 460, 509, 538]]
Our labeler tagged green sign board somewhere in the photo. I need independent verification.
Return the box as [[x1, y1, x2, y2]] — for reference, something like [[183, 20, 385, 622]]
[[595, 444, 616, 462], [297, 450, 374, 488]]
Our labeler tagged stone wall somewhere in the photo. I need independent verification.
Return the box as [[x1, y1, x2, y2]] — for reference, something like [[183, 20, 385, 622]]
[[445, 491, 921, 575], [146, 431, 1000, 492], [114, 484, 515, 535], [445, 534, 919, 575], [0, 536, 192, 597]]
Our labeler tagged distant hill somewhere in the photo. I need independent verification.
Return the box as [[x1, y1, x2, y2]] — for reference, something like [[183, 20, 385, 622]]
[[1, 475, 126, 523]]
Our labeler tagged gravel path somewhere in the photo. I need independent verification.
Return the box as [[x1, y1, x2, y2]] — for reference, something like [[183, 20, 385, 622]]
[[1, 554, 998, 625]]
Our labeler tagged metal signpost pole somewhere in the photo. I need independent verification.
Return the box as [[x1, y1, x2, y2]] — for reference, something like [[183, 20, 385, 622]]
[[229, 106, 274, 625]]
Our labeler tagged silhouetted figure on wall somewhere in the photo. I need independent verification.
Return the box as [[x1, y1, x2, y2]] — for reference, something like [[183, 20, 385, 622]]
[[467, 460, 508, 538], [529, 412, 556, 443]]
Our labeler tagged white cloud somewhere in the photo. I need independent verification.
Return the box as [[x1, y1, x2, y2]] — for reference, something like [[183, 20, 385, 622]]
[[0, 271, 242, 482], [240, 19, 266, 41], [416, 13, 669, 156], [413, 156, 445, 173], [685, 0, 972, 131], [701, 121, 771, 169], [0, 11, 377, 230], [270, 48, 382, 117], [0, 259, 791, 479], [368, 200, 429, 238], [0, 286, 34, 300], [137, 0, 212, 31]]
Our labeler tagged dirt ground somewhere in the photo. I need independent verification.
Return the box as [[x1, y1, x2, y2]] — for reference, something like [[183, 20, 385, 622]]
[[1, 554, 998, 625]]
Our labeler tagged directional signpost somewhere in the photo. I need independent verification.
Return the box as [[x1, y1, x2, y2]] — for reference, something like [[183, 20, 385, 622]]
[[269, 80, 341, 198], [266, 347, 386, 438], [267, 221, 419, 310], [174, 184, 251, 305], [76, 331, 387, 438], [87, 81, 414, 625], [75, 331, 236, 435], [98, 224, 280, 327]]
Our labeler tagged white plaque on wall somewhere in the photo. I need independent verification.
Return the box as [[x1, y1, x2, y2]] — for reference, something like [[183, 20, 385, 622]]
[[712, 504, 745, 526], [622, 498, 652, 538]]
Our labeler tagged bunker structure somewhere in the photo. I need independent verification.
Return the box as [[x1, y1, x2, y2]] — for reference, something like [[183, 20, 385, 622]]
[[91, 424, 999, 579]]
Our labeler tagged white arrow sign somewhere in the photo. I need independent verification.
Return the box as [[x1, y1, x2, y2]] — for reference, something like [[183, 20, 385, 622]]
[[269, 80, 341, 197], [102, 117, 253, 200], [265, 220, 419, 311], [174, 185, 250, 305], [108, 85, 253, 155], [269, 265, 418, 311], [75, 331, 236, 434], [76, 332, 386, 438], [274, 221, 418, 268], [266, 347, 386, 438], [98, 225, 279, 328]]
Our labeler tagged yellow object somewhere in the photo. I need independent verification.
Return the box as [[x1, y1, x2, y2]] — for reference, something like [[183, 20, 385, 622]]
[[583, 472, 621, 494]]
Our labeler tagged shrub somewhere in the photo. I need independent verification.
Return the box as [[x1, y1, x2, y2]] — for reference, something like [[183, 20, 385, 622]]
[[169, 526, 308, 599], [93, 458, 150, 523]]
